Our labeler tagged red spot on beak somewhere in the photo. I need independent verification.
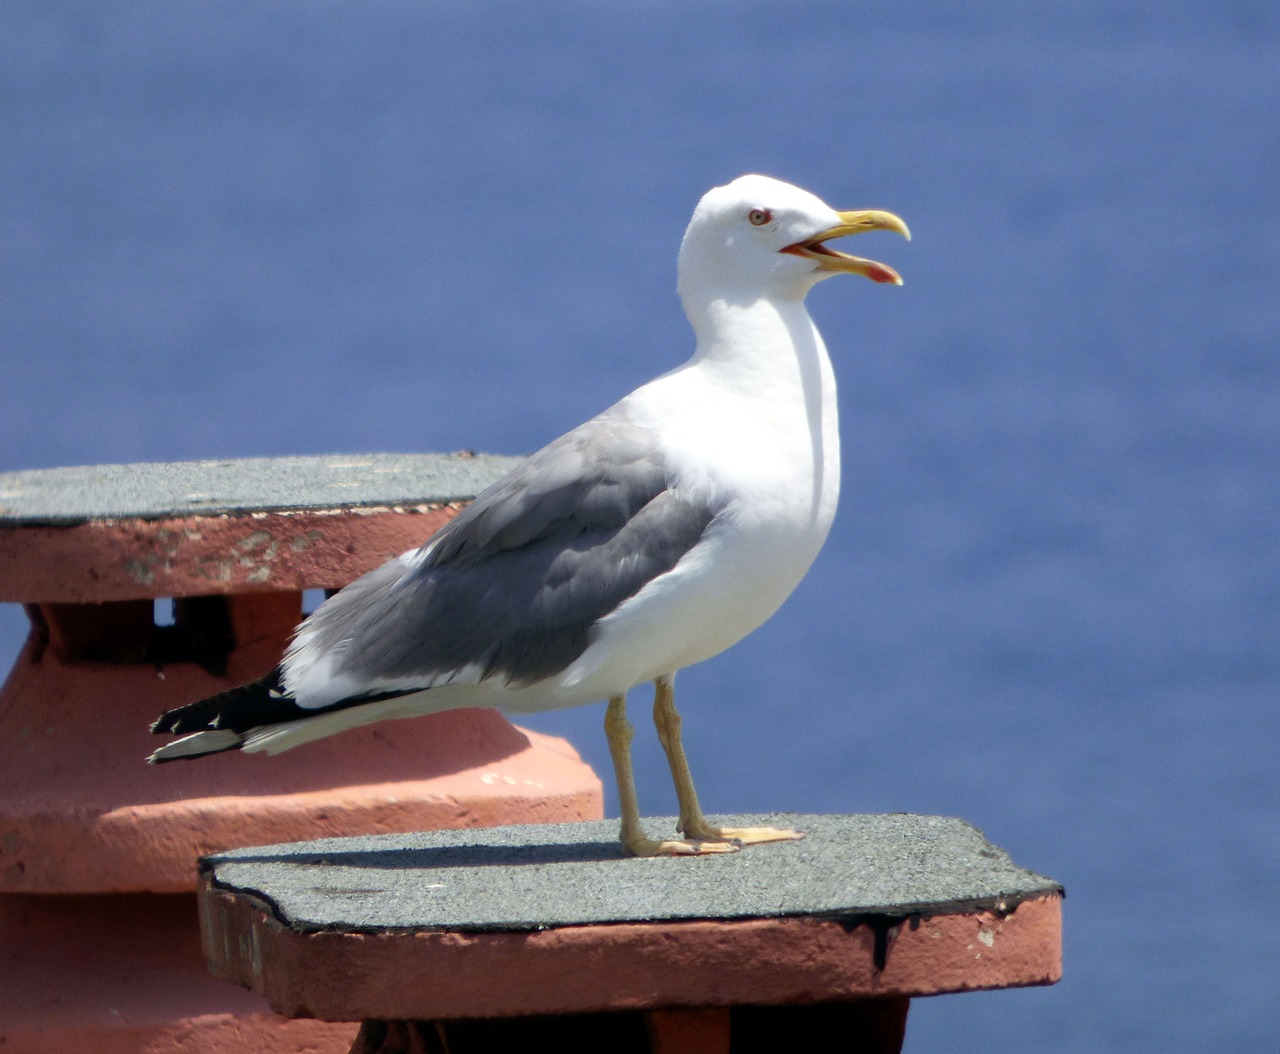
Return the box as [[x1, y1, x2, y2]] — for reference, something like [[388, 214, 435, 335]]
[[866, 263, 902, 284]]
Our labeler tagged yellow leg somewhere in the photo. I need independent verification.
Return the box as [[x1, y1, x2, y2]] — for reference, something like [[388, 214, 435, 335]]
[[604, 694, 736, 857], [652, 674, 805, 848]]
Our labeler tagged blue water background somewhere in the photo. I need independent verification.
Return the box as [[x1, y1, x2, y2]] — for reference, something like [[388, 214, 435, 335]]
[[2, 3, 1277, 1050]]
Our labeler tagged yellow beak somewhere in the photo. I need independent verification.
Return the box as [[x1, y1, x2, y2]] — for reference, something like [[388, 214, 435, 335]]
[[782, 208, 911, 285]]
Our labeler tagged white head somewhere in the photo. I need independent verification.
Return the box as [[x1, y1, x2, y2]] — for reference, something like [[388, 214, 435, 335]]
[[677, 174, 909, 307]]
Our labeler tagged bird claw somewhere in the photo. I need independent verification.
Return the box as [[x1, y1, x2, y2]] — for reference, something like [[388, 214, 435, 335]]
[[622, 821, 805, 856], [623, 834, 742, 857], [680, 821, 806, 847]]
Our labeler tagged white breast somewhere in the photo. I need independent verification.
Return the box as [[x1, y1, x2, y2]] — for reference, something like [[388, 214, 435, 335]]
[[552, 294, 842, 700]]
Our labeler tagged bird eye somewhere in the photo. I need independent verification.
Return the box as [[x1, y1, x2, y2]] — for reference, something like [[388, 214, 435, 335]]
[[748, 208, 772, 226]]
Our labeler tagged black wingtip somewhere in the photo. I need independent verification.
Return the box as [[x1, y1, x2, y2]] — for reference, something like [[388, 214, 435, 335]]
[[149, 667, 288, 737]]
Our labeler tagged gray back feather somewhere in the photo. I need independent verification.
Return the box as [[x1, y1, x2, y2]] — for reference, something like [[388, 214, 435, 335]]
[[300, 413, 716, 690]]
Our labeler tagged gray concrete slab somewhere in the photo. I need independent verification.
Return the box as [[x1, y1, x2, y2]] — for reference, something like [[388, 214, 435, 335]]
[[0, 452, 525, 524], [201, 814, 1062, 934]]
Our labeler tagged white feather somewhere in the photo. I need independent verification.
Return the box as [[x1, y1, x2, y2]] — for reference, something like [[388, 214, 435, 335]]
[[147, 729, 243, 763]]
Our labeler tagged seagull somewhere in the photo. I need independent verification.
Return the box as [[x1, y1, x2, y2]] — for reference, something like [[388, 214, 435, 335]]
[[149, 174, 909, 857]]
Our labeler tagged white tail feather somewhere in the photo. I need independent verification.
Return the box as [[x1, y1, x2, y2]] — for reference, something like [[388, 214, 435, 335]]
[[147, 729, 243, 763], [239, 695, 431, 755]]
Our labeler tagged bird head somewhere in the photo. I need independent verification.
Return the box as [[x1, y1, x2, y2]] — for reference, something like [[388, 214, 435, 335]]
[[677, 174, 910, 305]]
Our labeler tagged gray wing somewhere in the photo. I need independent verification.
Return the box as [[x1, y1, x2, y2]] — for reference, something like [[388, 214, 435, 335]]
[[296, 412, 717, 691]]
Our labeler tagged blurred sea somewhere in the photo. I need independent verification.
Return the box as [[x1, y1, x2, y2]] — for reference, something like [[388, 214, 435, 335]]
[[1, 3, 1277, 1050]]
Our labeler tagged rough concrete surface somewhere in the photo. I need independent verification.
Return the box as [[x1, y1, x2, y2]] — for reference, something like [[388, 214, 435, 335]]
[[202, 813, 1062, 933], [0, 452, 524, 524]]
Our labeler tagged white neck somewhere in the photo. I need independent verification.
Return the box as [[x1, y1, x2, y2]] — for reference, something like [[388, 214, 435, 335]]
[[683, 291, 831, 410], [637, 287, 841, 534]]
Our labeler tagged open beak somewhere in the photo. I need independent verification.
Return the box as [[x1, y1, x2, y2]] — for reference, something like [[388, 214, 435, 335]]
[[781, 209, 911, 285]]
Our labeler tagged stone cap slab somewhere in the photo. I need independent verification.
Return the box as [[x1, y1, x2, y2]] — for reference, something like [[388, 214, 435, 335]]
[[0, 452, 524, 602], [202, 813, 1060, 932], [199, 814, 1063, 1020], [0, 453, 524, 525]]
